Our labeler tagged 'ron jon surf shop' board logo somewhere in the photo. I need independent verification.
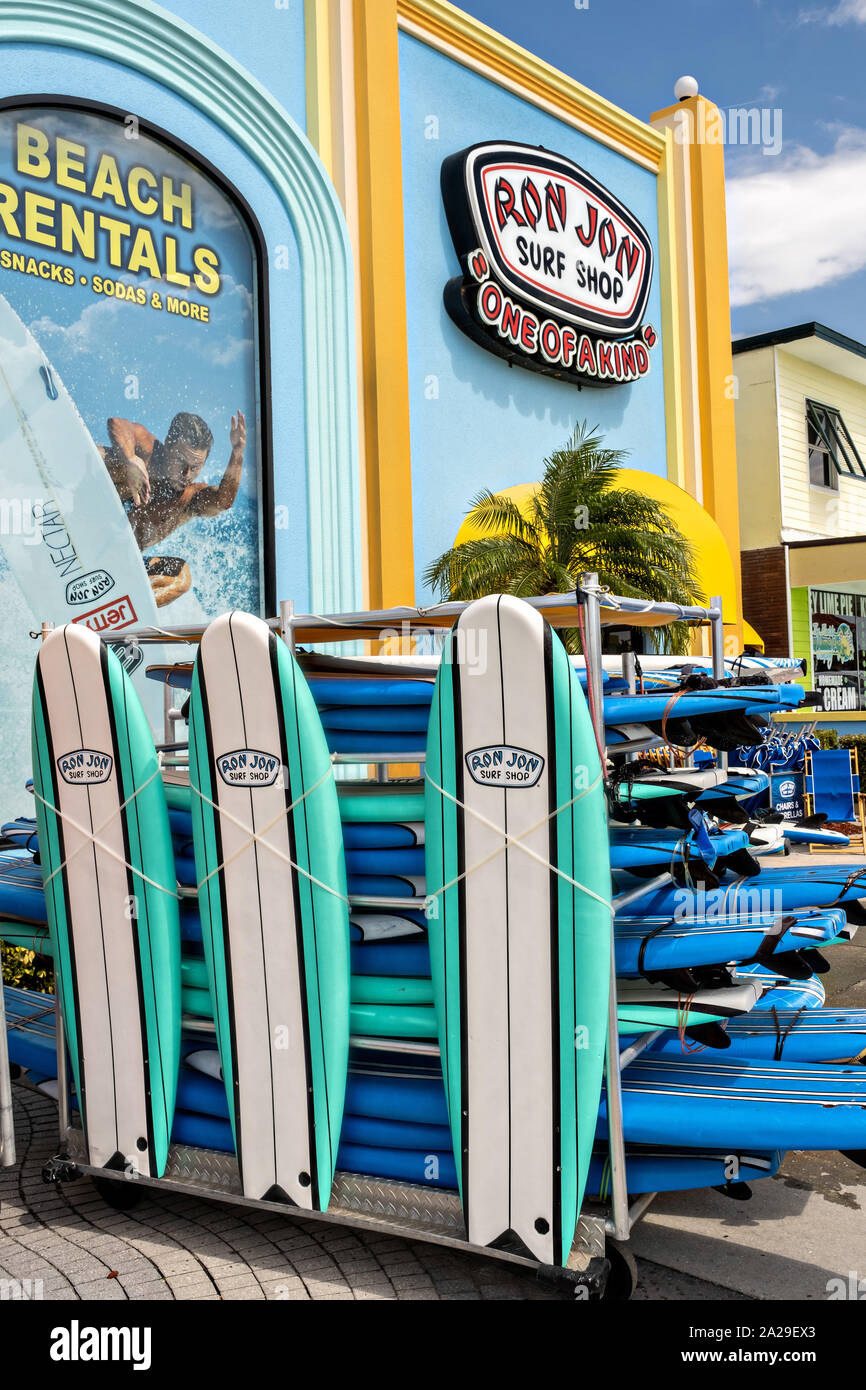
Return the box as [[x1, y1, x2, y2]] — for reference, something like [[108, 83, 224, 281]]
[[56, 749, 113, 784], [65, 569, 115, 606], [465, 745, 545, 787], [216, 749, 282, 788], [441, 141, 655, 387]]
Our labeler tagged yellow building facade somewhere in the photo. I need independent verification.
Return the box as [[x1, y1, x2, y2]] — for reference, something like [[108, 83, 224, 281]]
[[306, 0, 745, 651]]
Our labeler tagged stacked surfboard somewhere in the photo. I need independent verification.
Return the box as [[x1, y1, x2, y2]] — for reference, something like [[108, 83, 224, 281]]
[[4, 596, 866, 1273]]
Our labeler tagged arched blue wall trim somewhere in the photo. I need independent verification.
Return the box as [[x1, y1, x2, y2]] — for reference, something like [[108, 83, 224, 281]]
[[1, 0, 361, 615]]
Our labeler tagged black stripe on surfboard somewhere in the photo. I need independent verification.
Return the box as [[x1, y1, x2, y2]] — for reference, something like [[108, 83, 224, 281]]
[[34, 656, 87, 1147], [62, 631, 120, 1164], [450, 619, 470, 1229], [108, 641, 164, 1175], [65, 630, 125, 1170], [543, 620, 563, 1268], [430, 636, 452, 1136], [565, 634, 581, 1258], [194, 643, 245, 1191], [495, 596, 516, 1249], [230, 618, 282, 1197], [269, 627, 321, 1208]]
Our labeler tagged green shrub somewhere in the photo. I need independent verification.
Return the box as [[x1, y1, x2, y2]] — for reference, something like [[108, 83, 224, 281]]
[[839, 734, 866, 792], [817, 727, 840, 749], [1, 943, 54, 993]]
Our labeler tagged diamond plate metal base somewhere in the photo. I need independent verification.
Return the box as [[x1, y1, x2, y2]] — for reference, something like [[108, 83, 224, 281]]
[[331, 1172, 465, 1234], [58, 1127, 611, 1287], [568, 1213, 607, 1270], [163, 1145, 241, 1193]]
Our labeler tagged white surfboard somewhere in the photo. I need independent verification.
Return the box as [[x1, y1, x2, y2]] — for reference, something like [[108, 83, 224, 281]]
[[616, 979, 763, 1019], [0, 289, 207, 755], [349, 913, 426, 941], [32, 623, 181, 1176], [188, 612, 350, 1209], [0, 292, 159, 635], [427, 595, 612, 1265]]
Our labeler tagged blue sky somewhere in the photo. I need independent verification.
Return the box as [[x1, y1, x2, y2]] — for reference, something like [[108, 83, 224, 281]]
[[461, 0, 866, 344]]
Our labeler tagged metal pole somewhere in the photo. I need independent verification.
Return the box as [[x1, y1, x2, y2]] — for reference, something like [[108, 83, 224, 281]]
[[0, 617, 44, 1164], [163, 679, 172, 747], [279, 598, 296, 652], [55, 993, 70, 1140], [612, 872, 672, 912], [605, 1190, 657, 1236], [710, 597, 725, 681], [621, 650, 637, 765], [0, 957, 15, 1167], [618, 1029, 665, 1070], [579, 575, 606, 749], [710, 595, 728, 772], [604, 972, 630, 1237], [111, 589, 721, 649], [578, 575, 631, 1243], [622, 650, 636, 696]]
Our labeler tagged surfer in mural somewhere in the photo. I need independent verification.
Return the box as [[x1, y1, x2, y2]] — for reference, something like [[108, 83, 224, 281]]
[[99, 409, 247, 605]]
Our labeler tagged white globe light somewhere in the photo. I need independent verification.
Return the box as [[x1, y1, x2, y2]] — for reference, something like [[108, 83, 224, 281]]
[[674, 75, 699, 101]]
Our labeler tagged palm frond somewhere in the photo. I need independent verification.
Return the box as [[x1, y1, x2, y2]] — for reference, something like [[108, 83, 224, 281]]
[[462, 490, 539, 545], [425, 422, 703, 656], [423, 535, 544, 601]]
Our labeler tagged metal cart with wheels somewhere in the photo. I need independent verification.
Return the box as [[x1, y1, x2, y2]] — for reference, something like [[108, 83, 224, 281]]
[[2, 583, 728, 1300]]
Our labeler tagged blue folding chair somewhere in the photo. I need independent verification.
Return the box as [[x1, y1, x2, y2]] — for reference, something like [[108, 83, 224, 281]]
[[805, 749, 865, 851]]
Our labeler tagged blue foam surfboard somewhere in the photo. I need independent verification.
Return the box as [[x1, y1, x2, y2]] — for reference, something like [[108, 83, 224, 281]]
[[598, 1055, 866, 1151]]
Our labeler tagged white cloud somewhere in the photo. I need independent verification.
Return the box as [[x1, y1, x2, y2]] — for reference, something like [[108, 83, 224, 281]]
[[174, 273, 254, 368], [800, 0, 866, 23], [727, 128, 866, 305], [29, 294, 130, 353], [29, 272, 253, 365]]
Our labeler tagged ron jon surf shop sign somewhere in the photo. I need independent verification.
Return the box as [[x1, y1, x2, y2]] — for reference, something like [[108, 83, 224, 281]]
[[441, 141, 655, 386]]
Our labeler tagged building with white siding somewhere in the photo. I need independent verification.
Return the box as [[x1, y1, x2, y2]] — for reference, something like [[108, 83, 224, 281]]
[[734, 323, 866, 730]]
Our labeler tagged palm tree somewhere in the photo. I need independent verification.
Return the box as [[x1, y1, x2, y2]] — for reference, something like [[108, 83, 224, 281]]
[[424, 422, 702, 654]]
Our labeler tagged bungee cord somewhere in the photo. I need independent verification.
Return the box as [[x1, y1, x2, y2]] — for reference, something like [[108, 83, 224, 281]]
[[31, 745, 614, 924], [422, 766, 613, 916], [33, 766, 177, 899]]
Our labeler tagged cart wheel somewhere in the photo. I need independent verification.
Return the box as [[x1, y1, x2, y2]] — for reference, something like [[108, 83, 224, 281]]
[[603, 1239, 638, 1301], [536, 1254, 610, 1300], [91, 1176, 142, 1210]]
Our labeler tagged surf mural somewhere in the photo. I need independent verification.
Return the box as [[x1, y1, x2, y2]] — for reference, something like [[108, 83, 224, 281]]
[[0, 101, 266, 812]]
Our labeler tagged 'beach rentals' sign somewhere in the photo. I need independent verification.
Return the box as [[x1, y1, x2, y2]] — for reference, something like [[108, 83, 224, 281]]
[[442, 141, 655, 386]]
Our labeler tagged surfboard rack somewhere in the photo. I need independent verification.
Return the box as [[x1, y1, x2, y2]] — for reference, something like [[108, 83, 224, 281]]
[[577, 575, 726, 1251], [13, 586, 725, 1297], [334, 752, 427, 764]]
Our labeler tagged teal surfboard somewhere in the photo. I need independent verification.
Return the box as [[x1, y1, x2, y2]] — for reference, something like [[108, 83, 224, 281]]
[[188, 611, 350, 1208], [425, 594, 611, 1266], [32, 623, 181, 1177]]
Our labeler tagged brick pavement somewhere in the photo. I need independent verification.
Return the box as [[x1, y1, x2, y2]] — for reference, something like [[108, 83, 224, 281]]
[[1, 1083, 577, 1301]]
